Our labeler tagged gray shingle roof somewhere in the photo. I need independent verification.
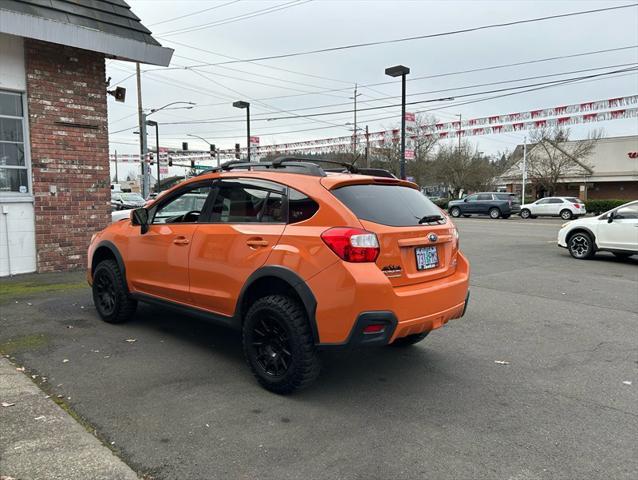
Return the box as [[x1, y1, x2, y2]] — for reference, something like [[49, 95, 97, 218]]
[[0, 0, 173, 65], [1, 0, 160, 45]]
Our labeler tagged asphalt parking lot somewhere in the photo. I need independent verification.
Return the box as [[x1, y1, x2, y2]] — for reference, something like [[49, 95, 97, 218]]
[[1, 217, 637, 480]]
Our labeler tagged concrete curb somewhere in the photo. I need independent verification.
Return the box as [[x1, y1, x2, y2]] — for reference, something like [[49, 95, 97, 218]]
[[0, 357, 138, 480]]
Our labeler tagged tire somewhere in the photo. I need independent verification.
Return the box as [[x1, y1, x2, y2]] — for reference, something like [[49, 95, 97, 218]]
[[92, 259, 137, 323], [489, 207, 501, 219], [520, 209, 531, 219], [243, 295, 320, 394], [449, 207, 461, 218], [613, 252, 633, 259], [560, 209, 573, 220], [567, 232, 595, 259], [391, 331, 430, 347]]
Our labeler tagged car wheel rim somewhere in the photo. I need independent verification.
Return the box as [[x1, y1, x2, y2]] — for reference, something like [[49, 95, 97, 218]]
[[570, 235, 589, 257], [522, 211, 529, 218], [94, 272, 116, 315], [451, 208, 459, 217], [490, 210, 499, 218], [562, 211, 571, 220], [251, 315, 292, 378]]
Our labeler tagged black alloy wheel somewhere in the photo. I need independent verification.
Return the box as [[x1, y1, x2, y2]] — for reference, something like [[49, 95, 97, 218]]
[[251, 315, 293, 377], [568, 232, 595, 259], [94, 270, 116, 316], [91, 259, 137, 323], [243, 295, 320, 394]]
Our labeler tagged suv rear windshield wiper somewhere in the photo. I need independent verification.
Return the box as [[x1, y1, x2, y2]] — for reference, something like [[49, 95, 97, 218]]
[[418, 215, 443, 224]]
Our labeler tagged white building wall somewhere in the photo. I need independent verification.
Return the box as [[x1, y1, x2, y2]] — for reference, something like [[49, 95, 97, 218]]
[[0, 33, 36, 276]]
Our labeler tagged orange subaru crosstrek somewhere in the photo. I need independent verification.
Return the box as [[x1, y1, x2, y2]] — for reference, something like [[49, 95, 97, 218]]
[[88, 158, 470, 393]]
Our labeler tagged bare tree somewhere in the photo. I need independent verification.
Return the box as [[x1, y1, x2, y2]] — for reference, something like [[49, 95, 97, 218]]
[[526, 127, 602, 196]]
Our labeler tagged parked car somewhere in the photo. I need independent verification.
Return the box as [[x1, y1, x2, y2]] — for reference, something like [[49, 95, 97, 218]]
[[557, 200, 638, 259], [88, 158, 470, 393], [520, 197, 585, 220], [448, 192, 520, 219], [111, 192, 146, 210]]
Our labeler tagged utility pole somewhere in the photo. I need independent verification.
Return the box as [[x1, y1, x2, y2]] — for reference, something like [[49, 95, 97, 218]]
[[365, 125, 370, 167], [522, 135, 527, 202], [457, 113, 462, 153], [136, 63, 149, 198], [114, 150, 118, 184], [351, 84, 361, 155]]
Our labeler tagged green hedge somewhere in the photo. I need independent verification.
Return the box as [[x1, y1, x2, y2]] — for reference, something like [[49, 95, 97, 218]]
[[584, 199, 627, 215]]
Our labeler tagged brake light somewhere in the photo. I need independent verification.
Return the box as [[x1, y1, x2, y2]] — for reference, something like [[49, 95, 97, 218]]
[[321, 227, 380, 262]]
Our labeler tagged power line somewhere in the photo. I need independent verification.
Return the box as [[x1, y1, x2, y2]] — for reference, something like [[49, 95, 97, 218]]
[[158, 0, 312, 36], [155, 67, 638, 125], [147, 0, 242, 27], [183, 62, 637, 120], [158, 4, 638, 66]]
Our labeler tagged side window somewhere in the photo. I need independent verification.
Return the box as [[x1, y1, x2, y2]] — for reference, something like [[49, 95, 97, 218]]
[[536, 199, 550, 205], [549, 198, 564, 204], [211, 179, 285, 223], [614, 204, 638, 220], [476, 194, 493, 201], [288, 188, 319, 223], [465, 194, 478, 202], [152, 184, 213, 224]]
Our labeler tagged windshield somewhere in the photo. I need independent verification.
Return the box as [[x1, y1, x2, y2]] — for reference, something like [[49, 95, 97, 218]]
[[331, 184, 443, 227], [121, 193, 145, 202]]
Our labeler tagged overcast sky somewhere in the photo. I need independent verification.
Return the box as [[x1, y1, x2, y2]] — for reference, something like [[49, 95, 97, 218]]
[[107, 0, 638, 172]]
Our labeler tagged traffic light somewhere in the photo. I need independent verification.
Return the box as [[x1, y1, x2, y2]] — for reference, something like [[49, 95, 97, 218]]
[[210, 144, 216, 158], [191, 159, 195, 169], [182, 142, 188, 151], [149, 152, 154, 165], [235, 143, 240, 159], [168, 158, 173, 167]]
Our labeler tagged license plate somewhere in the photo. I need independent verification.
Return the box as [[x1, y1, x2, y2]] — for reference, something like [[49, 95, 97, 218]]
[[415, 246, 439, 270]]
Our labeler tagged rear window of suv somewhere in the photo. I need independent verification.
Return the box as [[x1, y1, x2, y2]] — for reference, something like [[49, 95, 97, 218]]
[[331, 184, 443, 227]]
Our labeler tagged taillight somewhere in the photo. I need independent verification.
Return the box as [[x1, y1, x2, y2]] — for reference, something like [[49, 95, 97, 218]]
[[321, 227, 379, 263]]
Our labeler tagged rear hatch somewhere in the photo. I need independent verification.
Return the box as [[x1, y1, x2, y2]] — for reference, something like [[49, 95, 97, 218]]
[[328, 180, 458, 287], [495, 193, 520, 211]]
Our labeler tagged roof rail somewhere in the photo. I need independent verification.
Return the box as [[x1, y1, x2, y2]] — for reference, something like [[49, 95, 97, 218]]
[[196, 159, 326, 177], [272, 156, 359, 173]]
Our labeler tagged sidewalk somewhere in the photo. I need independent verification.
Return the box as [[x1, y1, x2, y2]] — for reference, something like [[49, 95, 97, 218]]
[[0, 357, 138, 480]]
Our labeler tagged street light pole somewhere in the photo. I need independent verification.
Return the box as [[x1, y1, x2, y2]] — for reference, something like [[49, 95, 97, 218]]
[[146, 120, 160, 193], [233, 101, 251, 162], [522, 135, 527, 202], [385, 65, 410, 180]]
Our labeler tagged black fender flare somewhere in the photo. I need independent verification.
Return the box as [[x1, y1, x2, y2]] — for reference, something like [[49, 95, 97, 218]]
[[566, 226, 597, 247], [91, 240, 126, 281], [236, 266, 319, 344]]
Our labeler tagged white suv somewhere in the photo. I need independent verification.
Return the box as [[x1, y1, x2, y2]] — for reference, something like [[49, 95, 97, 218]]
[[557, 200, 638, 259], [520, 197, 585, 220]]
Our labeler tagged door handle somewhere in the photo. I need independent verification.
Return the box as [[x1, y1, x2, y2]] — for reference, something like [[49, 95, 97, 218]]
[[173, 236, 190, 245], [246, 238, 269, 247]]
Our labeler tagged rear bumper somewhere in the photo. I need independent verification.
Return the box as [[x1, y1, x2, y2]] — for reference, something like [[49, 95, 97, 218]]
[[309, 252, 470, 346]]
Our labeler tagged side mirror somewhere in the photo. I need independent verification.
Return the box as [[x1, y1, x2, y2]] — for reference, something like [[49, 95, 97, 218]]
[[607, 211, 614, 223], [463, 198, 468, 202], [131, 208, 150, 234]]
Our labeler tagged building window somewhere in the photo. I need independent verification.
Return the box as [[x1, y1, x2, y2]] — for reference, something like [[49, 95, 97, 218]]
[[0, 91, 29, 194]]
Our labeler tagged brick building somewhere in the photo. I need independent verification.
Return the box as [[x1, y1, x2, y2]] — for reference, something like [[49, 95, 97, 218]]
[[499, 135, 638, 201], [0, 1, 172, 276]]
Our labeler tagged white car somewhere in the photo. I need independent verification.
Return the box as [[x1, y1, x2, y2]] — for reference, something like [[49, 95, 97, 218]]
[[111, 209, 133, 222], [557, 200, 638, 259], [520, 197, 586, 220]]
